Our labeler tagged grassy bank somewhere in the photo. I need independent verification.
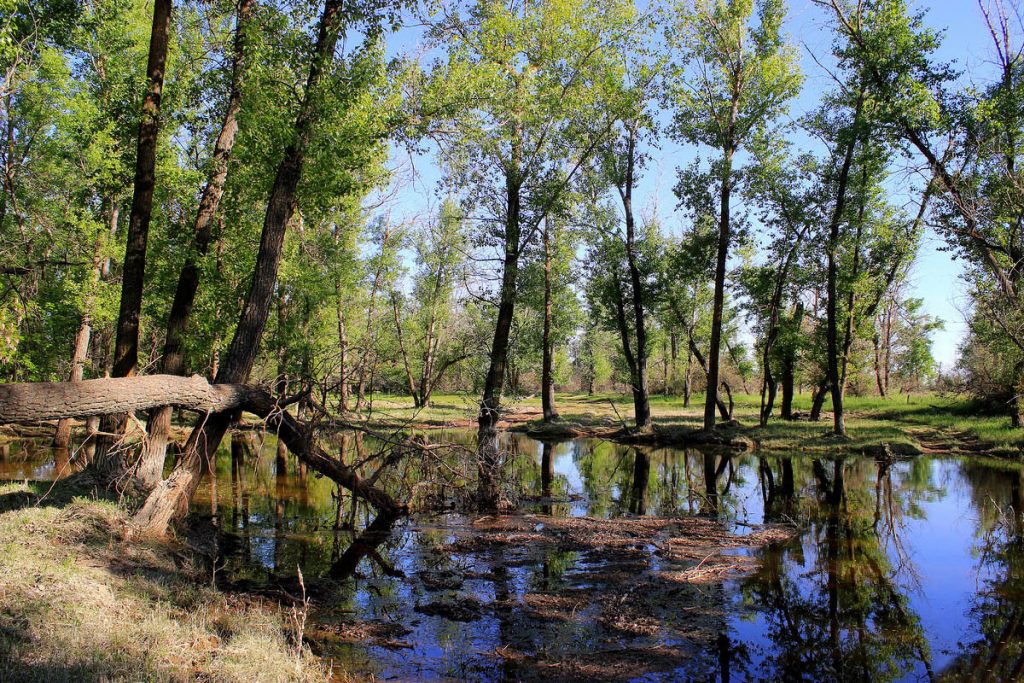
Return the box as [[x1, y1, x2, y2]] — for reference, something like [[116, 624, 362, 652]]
[[353, 391, 1024, 456], [0, 483, 330, 682]]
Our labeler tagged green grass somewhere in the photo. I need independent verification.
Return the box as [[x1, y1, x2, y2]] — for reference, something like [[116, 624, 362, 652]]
[[356, 390, 1024, 455], [0, 482, 331, 682]]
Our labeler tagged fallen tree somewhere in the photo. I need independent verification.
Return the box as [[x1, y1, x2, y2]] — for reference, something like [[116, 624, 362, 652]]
[[0, 375, 264, 424], [0, 374, 406, 523]]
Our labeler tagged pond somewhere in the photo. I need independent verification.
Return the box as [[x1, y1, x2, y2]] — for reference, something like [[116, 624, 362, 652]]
[[1, 432, 1022, 681]]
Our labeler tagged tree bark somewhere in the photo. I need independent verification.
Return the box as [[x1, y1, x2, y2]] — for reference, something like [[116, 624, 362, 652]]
[[392, 292, 419, 405], [621, 131, 651, 430], [477, 171, 522, 510], [810, 379, 830, 421], [779, 303, 802, 420], [610, 265, 646, 423], [141, 0, 252, 489], [872, 327, 887, 398], [541, 217, 558, 422], [94, 0, 173, 476], [0, 375, 265, 424], [825, 95, 863, 438], [133, 0, 348, 536], [704, 145, 734, 431]]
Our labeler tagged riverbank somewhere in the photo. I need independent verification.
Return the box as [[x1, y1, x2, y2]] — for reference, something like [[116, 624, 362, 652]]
[[0, 482, 330, 682], [347, 391, 1024, 457]]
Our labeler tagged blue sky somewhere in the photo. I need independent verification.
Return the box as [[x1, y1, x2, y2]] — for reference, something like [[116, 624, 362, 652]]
[[383, 0, 1003, 370]]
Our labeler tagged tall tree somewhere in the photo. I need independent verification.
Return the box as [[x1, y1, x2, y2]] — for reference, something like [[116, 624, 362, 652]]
[[666, 0, 801, 431], [422, 0, 634, 508], [94, 0, 172, 479]]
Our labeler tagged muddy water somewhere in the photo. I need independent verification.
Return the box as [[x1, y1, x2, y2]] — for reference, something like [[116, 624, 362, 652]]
[[2, 432, 1024, 681]]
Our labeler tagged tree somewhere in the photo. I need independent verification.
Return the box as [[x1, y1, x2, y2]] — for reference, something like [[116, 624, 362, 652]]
[[408, 199, 468, 407], [741, 135, 814, 424], [421, 0, 635, 508], [665, 0, 801, 431], [590, 39, 660, 430], [93, 0, 173, 480], [816, 0, 1023, 425]]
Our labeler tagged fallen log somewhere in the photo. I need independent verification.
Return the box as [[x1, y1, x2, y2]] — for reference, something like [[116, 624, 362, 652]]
[[0, 374, 406, 521], [0, 375, 265, 424]]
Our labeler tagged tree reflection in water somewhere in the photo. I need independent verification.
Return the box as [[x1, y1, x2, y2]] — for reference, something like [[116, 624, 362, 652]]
[[11, 431, 1024, 681], [738, 456, 938, 682], [942, 463, 1024, 680]]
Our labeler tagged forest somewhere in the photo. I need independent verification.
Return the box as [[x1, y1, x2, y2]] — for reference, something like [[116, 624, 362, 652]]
[[0, 0, 1023, 680]]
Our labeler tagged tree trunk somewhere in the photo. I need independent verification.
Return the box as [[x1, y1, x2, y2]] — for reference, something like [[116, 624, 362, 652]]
[[810, 379, 830, 422], [611, 267, 647, 426], [1012, 361, 1024, 429], [779, 303, 801, 420], [541, 218, 558, 422], [687, 336, 731, 420], [669, 329, 678, 396], [335, 277, 349, 411], [392, 292, 419, 405], [0, 375, 266, 424], [132, 0, 348, 536], [825, 95, 863, 438], [476, 171, 522, 510], [683, 342, 692, 407], [621, 129, 651, 430], [43, 380, 404, 532], [780, 365, 795, 419], [140, 0, 252, 489], [94, 0, 173, 478], [53, 314, 92, 448], [704, 146, 734, 431], [872, 330, 887, 398]]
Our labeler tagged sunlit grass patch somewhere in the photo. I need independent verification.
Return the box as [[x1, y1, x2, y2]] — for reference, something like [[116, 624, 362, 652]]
[[364, 390, 1024, 455], [0, 485, 330, 682]]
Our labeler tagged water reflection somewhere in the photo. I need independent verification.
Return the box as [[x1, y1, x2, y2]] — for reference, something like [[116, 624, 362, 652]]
[[3, 432, 1024, 680]]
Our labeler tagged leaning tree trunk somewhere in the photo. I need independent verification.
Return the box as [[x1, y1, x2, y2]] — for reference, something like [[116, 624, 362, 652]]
[[133, 0, 348, 536], [0, 375, 265, 424], [810, 379, 830, 422], [94, 0, 173, 480], [141, 0, 253, 490]]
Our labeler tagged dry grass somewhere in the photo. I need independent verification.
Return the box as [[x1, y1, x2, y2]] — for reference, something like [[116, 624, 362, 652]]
[[0, 483, 331, 682]]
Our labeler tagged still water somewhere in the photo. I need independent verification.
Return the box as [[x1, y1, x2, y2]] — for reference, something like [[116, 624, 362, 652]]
[[1, 432, 1021, 681]]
